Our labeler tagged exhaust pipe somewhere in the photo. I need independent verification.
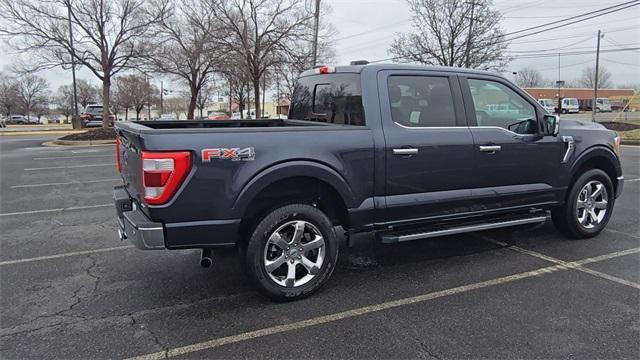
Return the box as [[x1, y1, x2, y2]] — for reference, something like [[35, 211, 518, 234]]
[[200, 248, 213, 268]]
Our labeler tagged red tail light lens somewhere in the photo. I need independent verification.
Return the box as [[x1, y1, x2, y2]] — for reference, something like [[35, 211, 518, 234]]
[[141, 151, 191, 205], [115, 136, 122, 173]]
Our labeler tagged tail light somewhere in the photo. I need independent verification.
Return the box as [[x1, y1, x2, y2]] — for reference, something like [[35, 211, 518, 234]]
[[115, 136, 122, 173], [141, 151, 191, 205]]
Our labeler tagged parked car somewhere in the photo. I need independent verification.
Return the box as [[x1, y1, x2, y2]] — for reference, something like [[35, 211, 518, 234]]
[[159, 113, 177, 120], [231, 109, 270, 119], [114, 63, 623, 300], [537, 98, 556, 113], [559, 98, 579, 114], [207, 112, 231, 120], [81, 104, 115, 127], [579, 98, 612, 112], [5, 115, 39, 124]]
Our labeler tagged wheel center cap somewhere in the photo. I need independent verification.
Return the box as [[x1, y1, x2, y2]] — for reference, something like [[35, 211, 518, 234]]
[[289, 249, 298, 257]]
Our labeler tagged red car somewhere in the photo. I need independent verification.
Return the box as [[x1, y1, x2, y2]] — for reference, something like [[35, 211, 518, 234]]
[[207, 112, 231, 120]]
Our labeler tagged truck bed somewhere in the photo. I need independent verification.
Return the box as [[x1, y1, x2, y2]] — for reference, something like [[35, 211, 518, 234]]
[[125, 119, 338, 132]]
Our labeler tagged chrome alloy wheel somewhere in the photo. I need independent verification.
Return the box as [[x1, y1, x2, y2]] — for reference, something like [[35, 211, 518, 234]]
[[576, 180, 609, 229], [263, 220, 325, 288]]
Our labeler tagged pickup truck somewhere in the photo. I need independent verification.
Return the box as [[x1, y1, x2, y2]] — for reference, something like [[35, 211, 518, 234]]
[[114, 63, 624, 300]]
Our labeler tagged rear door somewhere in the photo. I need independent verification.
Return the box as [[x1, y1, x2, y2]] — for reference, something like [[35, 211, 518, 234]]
[[459, 75, 565, 211], [378, 70, 476, 226]]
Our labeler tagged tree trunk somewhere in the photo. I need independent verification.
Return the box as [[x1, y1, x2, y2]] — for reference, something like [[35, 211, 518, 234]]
[[125, 108, 129, 120], [136, 108, 141, 120], [253, 78, 261, 120], [102, 78, 111, 128]]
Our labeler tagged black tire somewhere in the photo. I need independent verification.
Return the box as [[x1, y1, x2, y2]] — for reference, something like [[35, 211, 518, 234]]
[[551, 169, 614, 239], [244, 204, 338, 301], [561, 109, 568, 114]]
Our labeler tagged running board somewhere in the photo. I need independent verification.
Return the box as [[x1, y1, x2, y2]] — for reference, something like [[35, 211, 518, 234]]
[[380, 216, 547, 244]]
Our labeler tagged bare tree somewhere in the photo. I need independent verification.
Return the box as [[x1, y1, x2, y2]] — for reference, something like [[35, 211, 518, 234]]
[[151, 0, 224, 120], [163, 96, 189, 118], [389, 0, 508, 70], [54, 84, 74, 121], [515, 67, 544, 88], [211, 0, 313, 118], [0, 0, 170, 127], [114, 74, 158, 120], [76, 79, 99, 109], [196, 82, 217, 118], [0, 73, 20, 116], [15, 73, 48, 119], [579, 65, 612, 89]]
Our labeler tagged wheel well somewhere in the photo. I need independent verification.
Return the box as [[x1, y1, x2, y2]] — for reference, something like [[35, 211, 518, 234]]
[[237, 177, 349, 247], [571, 156, 617, 193]]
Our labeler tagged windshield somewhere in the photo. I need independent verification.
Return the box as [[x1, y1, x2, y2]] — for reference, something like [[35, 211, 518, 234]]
[[566, 99, 578, 106], [289, 73, 365, 126], [541, 100, 553, 106]]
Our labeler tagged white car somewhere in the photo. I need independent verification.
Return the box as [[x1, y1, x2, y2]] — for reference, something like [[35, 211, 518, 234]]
[[538, 99, 556, 113]]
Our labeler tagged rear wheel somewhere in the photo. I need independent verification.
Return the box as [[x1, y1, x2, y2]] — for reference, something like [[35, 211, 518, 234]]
[[244, 204, 338, 301], [552, 169, 614, 239]]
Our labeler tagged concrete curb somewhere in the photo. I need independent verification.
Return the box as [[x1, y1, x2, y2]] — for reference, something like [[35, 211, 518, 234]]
[[621, 140, 640, 146], [0, 130, 84, 136], [43, 139, 116, 147]]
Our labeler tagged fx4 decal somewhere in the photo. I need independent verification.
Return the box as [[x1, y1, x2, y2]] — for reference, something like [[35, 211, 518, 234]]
[[202, 147, 255, 162]]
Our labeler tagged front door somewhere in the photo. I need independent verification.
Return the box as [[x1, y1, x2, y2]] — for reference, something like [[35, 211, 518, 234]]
[[379, 71, 476, 226], [459, 76, 565, 211]]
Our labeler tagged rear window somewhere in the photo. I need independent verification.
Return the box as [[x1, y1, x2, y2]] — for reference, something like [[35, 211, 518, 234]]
[[289, 74, 365, 126], [86, 106, 103, 114]]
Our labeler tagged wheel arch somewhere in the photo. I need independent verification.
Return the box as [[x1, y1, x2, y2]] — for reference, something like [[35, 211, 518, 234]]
[[569, 146, 620, 195]]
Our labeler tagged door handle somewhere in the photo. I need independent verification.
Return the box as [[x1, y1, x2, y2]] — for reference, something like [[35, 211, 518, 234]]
[[479, 145, 501, 153], [393, 148, 419, 156]]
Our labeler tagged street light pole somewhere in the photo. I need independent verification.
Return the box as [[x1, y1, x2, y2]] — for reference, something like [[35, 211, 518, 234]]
[[592, 30, 604, 122], [67, 1, 78, 117], [311, 0, 321, 66]]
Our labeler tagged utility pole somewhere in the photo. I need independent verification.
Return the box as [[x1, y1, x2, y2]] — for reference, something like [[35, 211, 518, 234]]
[[592, 30, 604, 122], [464, 0, 478, 68], [67, 1, 78, 117], [160, 81, 164, 115], [557, 52, 561, 113], [311, 0, 321, 66]]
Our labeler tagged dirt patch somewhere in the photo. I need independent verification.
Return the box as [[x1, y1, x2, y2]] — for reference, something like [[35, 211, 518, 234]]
[[600, 122, 640, 132], [59, 128, 116, 141]]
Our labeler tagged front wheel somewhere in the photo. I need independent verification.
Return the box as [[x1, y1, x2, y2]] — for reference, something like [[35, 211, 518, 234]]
[[551, 169, 614, 239], [244, 204, 339, 301]]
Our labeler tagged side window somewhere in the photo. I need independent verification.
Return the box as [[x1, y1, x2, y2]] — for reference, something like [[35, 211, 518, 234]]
[[467, 79, 537, 134], [388, 76, 456, 127]]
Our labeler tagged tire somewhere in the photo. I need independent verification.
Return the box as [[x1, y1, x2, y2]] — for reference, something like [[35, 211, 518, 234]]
[[244, 204, 339, 301], [551, 169, 614, 239], [561, 109, 568, 114]]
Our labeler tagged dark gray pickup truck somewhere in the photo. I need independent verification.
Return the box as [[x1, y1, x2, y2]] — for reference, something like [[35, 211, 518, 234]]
[[114, 63, 624, 300]]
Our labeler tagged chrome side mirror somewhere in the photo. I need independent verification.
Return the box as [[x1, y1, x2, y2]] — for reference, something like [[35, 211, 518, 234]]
[[541, 114, 560, 136]]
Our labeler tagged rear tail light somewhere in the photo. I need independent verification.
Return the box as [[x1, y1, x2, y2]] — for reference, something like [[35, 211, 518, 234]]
[[115, 136, 122, 173], [141, 151, 191, 205]]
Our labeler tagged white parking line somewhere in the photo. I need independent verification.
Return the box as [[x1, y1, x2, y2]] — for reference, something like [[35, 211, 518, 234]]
[[10, 179, 120, 189], [33, 154, 114, 160], [626, 178, 640, 182], [481, 237, 640, 290], [0, 203, 112, 217], [24, 163, 115, 171], [126, 247, 640, 360], [0, 245, 135, 266]]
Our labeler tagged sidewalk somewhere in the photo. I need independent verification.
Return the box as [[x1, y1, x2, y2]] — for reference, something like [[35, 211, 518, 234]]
[[0, 124, 83, 136]]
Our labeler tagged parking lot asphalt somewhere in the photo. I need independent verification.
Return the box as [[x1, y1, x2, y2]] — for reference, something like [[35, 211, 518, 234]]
[[1, 135, 639, 359]]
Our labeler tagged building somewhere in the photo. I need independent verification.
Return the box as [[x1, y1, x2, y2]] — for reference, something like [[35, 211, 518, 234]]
[[524, 88, 635, 102]]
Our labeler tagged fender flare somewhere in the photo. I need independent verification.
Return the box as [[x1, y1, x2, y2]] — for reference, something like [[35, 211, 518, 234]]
[[569, 145, 620, 179], [231, 160, 356, 217]]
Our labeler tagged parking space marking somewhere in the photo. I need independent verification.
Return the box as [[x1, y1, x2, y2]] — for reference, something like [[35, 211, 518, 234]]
[[33, 154, 114, 160], [10, 178, 120, 189], [0, 203, 112, 217], [24, 163, 115, 171], [626, 178, 640, 182], [126, 247, 640, 360], [480, 237, 640, 290], [0, 245, 134, 266], [604, 228, 640, 239]]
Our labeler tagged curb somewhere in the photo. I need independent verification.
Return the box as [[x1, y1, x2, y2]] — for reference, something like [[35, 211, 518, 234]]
[[621, 140, 640, 146], [43, 139, 116, 147], [0, 130, 84, 136]]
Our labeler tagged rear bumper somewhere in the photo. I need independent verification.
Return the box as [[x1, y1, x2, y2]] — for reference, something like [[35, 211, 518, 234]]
[[114, 186, 165, 250], [615, 176, 624, 198], [113, 186, 240, 249]]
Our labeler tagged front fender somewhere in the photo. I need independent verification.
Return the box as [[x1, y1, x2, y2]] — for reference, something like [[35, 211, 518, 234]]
[[231, 160, 356, 217], [569, 145, 621, 178]]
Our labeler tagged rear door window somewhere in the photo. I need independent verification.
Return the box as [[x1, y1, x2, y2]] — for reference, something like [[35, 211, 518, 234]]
[[387, 76, 456, 127], [290, 74, 365, 126]]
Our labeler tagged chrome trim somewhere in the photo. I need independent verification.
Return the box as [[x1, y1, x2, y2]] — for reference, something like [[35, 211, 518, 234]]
[[393, 148, 419, 155], [479, 145, 501, 153], [392, 121, 536, 137], [561, 136, 575, 163], [394, 216, 547, 242]]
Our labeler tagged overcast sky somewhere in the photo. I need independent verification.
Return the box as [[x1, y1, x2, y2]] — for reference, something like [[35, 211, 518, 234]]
[[1, 0, 638, 91]]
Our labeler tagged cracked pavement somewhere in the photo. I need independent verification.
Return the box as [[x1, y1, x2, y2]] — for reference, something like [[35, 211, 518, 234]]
[[1, 136, 638, 359]]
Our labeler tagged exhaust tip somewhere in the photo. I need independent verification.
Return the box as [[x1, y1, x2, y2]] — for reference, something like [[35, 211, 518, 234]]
[[200, 248, 213, 268]]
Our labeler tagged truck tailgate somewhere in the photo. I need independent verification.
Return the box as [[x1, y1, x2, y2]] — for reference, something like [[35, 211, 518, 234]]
[[116, 127, 145, 207]]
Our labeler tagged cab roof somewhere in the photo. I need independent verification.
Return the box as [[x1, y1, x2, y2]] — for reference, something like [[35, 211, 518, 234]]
[[299, 63, 500, 78]]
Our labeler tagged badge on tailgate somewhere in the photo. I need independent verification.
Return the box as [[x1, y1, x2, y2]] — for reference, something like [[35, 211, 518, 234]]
[[202, 147, 255, 162]]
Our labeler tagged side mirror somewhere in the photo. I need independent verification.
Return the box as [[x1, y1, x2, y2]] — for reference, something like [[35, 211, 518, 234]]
[[541, 114, 560, 136]]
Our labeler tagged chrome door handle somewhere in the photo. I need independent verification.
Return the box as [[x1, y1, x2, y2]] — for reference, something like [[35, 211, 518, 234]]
[[393, 148, 419, 156], [479, 145, 501, 153]]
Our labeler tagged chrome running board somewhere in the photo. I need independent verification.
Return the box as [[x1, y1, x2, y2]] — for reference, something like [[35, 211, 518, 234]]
[[380, 216, 547, 243]]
